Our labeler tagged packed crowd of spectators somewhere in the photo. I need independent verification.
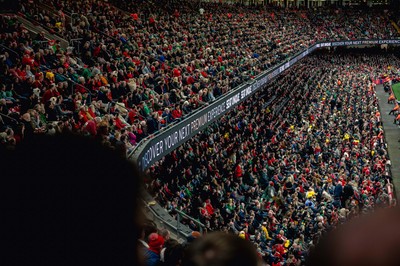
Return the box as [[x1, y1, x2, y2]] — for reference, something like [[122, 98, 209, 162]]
[[147, 51, 398, 265], [2, 1, 400, 264], [0, 0, 398, 152]]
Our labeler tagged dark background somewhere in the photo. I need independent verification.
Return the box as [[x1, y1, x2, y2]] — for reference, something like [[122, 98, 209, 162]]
[[0, 0, 20, 13]]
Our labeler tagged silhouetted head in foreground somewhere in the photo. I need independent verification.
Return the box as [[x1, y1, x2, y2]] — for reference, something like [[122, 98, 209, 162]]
[[182, 232, 261, 266], [0, 134, 142, 265], [307, 207, 400, 266]]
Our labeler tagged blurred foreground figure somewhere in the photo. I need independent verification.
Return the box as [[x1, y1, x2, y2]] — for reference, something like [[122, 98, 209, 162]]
[[307, 207, 400, 266], [0, 134, 142, 265], [182, 232, 261, 266]]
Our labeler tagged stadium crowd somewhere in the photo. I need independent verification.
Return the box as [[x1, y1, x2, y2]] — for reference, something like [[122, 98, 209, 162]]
[[0, 0, 398, 151], [1, 0, 400, 265], [147, 52, 398, 265]]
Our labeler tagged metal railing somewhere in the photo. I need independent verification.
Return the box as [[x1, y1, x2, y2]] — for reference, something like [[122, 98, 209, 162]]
[[15, 15, 69, 49], [174, 208, 207, 235], [0, 112, 20, 124], [142, 200, 193, 239], [68, 38, 83, 55], [0, 43, 20, 58]]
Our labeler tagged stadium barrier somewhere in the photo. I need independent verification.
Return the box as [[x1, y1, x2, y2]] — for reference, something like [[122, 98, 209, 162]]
[[129, 38, 400, 171]]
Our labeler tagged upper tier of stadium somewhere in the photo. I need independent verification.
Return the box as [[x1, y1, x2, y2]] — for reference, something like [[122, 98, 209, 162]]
[[1, 0, 399, 150]]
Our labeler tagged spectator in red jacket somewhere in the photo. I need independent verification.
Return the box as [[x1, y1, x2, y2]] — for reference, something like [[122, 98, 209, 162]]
[[42, 84, 60, 104], [235, 163, 243, 178], [171, 105, 182, 120]]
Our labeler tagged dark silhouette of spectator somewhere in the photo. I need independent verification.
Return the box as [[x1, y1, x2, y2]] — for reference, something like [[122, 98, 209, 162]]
[[182, 232, 260, 266], [0, 134, 143, 265], [307, 207, 400, 266]]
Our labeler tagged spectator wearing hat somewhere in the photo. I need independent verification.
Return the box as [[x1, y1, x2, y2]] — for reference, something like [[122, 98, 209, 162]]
[[144, 233, 165, 266]]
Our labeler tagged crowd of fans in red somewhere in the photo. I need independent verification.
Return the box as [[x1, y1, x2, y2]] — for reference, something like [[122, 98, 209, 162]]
[[0, 0, 398, 152]]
